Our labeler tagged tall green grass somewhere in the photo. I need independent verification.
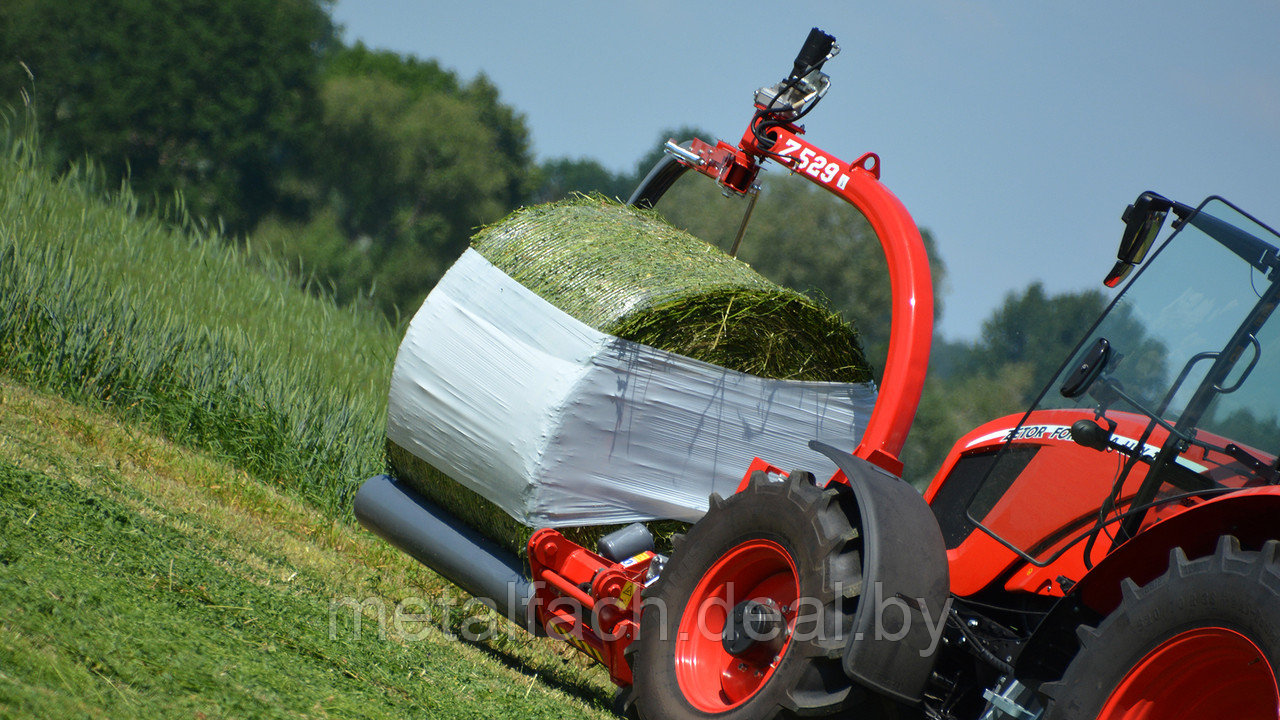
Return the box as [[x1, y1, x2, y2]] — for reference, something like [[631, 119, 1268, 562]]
[[0, 124, 398, 515]]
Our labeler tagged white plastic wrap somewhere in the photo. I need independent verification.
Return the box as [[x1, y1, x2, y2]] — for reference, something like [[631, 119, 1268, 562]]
[[386, 249, 878, 527]]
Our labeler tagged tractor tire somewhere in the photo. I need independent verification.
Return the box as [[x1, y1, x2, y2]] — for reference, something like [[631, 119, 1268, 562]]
[[627, 470, 899, 720], [1041, 536, 1280, 720]]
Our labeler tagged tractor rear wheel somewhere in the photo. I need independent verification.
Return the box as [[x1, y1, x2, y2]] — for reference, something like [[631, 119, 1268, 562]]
[[628, 470, 898, 720], [1042, 536, 1280, 720]]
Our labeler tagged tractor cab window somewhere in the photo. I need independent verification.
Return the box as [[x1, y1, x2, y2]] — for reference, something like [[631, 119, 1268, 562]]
[[965, 198, 1280, 565]]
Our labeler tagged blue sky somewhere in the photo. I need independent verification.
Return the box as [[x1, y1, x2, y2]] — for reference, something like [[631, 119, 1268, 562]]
[[332, 1, 1280, 340]]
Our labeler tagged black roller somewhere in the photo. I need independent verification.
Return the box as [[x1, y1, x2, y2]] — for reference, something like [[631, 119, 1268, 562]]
[[597, 521, 655, 562], [354, 474, 535, 629]]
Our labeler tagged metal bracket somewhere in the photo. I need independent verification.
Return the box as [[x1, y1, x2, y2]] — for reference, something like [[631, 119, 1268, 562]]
[[979, 678, 1043, 720]]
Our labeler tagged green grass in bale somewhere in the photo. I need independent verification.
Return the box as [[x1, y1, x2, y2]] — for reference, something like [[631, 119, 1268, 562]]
[[610, 287, 870, 382], [471, 197, 872, 382], [387, 441, 533, 554], [387, 441, 688, 559], [393, 197, 872, 556]]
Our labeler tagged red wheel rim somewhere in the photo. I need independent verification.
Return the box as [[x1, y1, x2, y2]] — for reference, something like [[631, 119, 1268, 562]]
[[1099, 627, 1279, 720], [674, 539, 799, 713]]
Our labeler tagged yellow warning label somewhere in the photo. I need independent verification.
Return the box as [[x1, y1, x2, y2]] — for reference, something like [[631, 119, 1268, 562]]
[[620, 550, 654, 568]]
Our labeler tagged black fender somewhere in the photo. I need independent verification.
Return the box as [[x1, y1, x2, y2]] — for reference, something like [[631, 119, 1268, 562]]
[[810, 441, 951, 705]]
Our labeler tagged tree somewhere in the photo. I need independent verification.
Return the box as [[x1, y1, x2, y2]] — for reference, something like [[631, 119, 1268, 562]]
[[532, 157, 632, 203], [301, 44, 536, 316], [0, 0, 335, 231], [958, 282, 1108, 403], [320, 43, 532, 212]]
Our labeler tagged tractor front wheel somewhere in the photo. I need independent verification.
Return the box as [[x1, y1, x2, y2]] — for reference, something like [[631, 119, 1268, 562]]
[[628, 470, 897, 720], [1043, 536, 1280, 720]]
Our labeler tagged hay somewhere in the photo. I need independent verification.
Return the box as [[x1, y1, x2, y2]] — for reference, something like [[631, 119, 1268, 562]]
[[391, 197, 872, 556], [471, 197, 872, 382], [386, 441, 689, 557]]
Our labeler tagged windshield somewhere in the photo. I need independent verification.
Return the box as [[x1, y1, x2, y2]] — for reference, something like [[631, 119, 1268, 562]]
[[965, 197, 1280, 563]]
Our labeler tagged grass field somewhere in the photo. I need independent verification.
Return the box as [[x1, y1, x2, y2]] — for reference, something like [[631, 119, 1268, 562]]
[[0, 379, 614, 718], [0, 131, 395, 517], [0, 127, 619, 716]]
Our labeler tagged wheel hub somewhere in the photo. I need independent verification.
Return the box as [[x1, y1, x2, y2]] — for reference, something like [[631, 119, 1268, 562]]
[[722, 598, 788, 659]]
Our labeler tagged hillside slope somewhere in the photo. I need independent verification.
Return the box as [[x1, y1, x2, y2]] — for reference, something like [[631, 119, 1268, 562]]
[[0, 379, 613, 718], [0, 133, 392, 516]]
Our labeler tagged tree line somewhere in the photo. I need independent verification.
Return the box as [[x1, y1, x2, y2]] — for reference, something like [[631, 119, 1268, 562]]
[[0, 0, 1108, 483]]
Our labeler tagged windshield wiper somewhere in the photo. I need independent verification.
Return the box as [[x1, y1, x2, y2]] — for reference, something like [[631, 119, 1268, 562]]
[[1189, 210, 1280, 277], [1222, 442, 1279, 483]]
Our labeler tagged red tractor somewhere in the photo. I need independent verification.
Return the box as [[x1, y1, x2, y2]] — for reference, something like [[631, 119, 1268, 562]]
[[356, 29, 1280, 720]]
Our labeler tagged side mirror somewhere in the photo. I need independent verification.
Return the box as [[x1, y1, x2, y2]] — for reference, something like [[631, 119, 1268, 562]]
[[1061, 337, 1111, 399], [1104, 192, 1174, 288]]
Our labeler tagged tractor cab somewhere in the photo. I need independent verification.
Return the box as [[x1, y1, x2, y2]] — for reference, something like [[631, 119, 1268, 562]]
[[929, 194, 1280, 598], [913, 195, 1280, 719]]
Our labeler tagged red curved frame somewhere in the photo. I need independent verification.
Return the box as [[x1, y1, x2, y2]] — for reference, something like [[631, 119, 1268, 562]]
[[739, 126, 933, 477]]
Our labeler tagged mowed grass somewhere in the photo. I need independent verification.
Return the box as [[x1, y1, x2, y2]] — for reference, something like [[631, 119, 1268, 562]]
[[0, 127, 617, 715], [0, 131, 394, 516], [0, 379, 614, 718]]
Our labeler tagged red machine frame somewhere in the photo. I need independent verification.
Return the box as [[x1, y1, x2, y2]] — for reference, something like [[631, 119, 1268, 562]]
[[524, 104, 938, 684]]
